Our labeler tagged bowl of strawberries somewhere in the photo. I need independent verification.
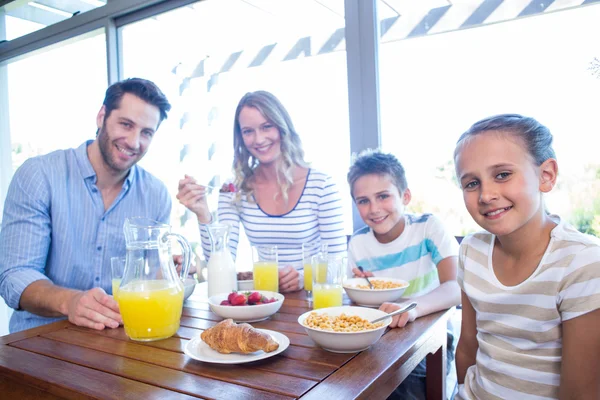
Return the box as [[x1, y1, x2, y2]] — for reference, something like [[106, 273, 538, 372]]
[[207, 290, 284, 323]]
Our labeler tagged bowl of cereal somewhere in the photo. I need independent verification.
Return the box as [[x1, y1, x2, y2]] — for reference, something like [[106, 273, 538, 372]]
[[297, 306, 392, 353], [343, 277, 409, 307]]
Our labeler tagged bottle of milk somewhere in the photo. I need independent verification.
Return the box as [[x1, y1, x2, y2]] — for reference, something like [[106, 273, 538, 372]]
[[206, 223, 237, 297]]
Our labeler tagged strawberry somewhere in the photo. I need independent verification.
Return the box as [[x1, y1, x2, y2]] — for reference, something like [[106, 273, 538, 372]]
[[220, 300, 231, 306], [247, 291, 262, 305], [230, 293, 247, 306], [228, 183, 235, 192], [227, 291, 237, 304]]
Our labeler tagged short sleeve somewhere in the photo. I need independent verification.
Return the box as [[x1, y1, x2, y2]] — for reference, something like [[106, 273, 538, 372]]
[[557, 245, 600, 321], [425, 214, 459, 264]]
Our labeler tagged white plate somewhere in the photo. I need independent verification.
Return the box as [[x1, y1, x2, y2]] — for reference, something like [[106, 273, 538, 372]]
[[184, 329, 290, 364]]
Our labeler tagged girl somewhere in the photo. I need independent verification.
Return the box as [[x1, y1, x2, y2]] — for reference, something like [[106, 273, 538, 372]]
[[177, 91, 347, 292], [453, 114, 600, 399]]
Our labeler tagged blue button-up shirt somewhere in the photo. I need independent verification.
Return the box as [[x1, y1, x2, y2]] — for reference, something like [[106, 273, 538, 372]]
[[0, 141, 171, 332]]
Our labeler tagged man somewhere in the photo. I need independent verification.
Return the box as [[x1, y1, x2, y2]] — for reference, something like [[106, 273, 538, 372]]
[[0, 78, 172, 333]]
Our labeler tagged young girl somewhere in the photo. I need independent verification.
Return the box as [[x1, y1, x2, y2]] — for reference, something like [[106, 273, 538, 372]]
[[454, 114, 600, 399]]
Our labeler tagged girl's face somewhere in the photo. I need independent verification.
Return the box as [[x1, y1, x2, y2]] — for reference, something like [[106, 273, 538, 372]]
[[239, 106, 282, 166], [353, 173, 411, 243], [455, 131, 553, 238]]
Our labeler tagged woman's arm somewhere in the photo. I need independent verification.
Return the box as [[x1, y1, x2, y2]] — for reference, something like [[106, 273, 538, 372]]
[[558, 308, 600, 399], [380, 256, 460, 327], [456, 290, 478, 384]]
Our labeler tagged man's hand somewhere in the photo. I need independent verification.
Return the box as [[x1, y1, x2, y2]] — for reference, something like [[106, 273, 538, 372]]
[[379, 301, 412, 328], [279, 265, 301, 293], [67, 287, 122, 330], [173, 255, 197, 276], [352, 267, 374, 278]]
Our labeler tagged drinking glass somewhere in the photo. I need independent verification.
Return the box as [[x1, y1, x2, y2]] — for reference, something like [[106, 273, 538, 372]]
[[302, 242, 328, 295], [312, 254, 345, 309], [110, 257, 126, 297], [252, 245, 279, 292]]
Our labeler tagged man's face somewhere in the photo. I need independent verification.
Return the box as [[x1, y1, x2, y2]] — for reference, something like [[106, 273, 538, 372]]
[[96, 93, 160, 175]]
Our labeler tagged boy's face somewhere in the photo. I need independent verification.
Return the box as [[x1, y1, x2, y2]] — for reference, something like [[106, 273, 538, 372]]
[[353, 173, 411, 243]]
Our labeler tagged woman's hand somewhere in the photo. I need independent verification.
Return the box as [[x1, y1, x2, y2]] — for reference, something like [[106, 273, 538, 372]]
[[279, 266, 301, 292], [379, 301, 413, 328], [177, 175, 212, 224], [352, 267, 374, 278]]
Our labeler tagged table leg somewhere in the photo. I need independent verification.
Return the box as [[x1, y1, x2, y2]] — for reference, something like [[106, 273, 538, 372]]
[[426, 335, 447, 400]]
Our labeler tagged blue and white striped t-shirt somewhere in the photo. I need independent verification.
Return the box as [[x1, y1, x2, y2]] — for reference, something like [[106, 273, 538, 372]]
[[0, 140, 171, 332], [200, 169, 347, 267], [348, 213, 458, 298]]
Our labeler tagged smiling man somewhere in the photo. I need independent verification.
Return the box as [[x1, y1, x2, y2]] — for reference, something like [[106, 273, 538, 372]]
[[0, 78, 172, 333]]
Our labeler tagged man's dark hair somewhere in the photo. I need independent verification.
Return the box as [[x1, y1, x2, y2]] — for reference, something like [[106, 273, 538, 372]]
[[102, 78, 171, 124]]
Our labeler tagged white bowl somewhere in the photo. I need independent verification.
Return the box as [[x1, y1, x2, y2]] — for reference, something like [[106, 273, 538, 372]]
[[343, 277, 409, 307], [238, 280, 254, 291], [183, 277, 197, 301], [208, 291, 284, 322], [298, 306, 392, 353]]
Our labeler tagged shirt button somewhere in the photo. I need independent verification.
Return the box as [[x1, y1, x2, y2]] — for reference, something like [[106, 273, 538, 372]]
[[92, 188, 97, 193], [97, 246, 102, 251], [95, 277, 100, 282], [101, 217, 105, 221]]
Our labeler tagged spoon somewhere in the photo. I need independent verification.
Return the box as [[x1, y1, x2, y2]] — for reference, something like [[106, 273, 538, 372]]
[[357, 266, 374, 289], [370, 302, 417, 324]]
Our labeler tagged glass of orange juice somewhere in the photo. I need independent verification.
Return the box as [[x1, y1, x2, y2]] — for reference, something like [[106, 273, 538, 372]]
[[302, 242, 328, 297], [312, 254, 345, 309], [252, 245, 279, 292], [110, 257, 126, 297]]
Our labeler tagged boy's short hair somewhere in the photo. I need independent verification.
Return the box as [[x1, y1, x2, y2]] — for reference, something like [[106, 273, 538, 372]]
[[347, 149, 408, 197]]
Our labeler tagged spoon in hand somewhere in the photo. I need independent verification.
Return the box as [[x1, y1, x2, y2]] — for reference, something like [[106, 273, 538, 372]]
[[370, 302, 418, 324], [357, 266, 374, 289]]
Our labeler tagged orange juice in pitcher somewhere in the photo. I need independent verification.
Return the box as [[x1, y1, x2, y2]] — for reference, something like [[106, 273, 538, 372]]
[[118, 217, 192, 342], [118, 280, 184, 341]]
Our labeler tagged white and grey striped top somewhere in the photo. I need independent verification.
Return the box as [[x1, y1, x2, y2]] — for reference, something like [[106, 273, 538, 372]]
[[200, 169, 347, 267], [457, 217, 600, 400]]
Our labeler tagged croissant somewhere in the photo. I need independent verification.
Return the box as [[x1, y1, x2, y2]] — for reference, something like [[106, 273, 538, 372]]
[[201, 319, 279, 354]]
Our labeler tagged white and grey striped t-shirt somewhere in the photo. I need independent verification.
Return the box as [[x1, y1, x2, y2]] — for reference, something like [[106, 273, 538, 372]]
[[200, 169, 347, 266], [457, 217, 600, 400]]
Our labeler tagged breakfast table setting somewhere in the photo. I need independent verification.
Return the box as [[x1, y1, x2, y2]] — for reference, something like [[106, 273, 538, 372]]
[[0, 279, 453, 399], [0, 219, 454, 399]]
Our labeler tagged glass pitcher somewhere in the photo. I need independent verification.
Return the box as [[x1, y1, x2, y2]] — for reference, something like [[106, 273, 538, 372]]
[[206, 223, 237, 297], [118, 217, 192, 342]]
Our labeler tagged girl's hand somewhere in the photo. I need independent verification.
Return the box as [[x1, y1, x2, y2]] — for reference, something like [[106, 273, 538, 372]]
[[379, 301, 413, 328], [176, 175, 212, 224], [279, 265, 301, 292], [352, 267, 374, 278]]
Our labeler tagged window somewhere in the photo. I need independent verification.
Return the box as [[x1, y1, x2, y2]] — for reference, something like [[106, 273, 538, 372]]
[[120, 0, 352, 267], [379, 2, 600, 236], [7, 30, 107, 172]]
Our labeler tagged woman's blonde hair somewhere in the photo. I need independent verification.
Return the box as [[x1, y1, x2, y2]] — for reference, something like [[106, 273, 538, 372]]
[[232, 91, 308, 203]]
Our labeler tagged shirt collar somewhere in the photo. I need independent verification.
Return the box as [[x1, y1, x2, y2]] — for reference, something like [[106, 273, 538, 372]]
[[75, 140, 137, 187]]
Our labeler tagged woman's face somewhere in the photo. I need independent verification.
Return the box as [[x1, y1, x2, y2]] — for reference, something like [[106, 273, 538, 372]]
[[238, 106, 282, 166]]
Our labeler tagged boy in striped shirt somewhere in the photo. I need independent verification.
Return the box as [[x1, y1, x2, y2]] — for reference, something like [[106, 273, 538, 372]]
[[347, 150, 461, 399]]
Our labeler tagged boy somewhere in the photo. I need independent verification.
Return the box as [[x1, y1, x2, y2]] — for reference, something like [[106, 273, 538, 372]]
[[347, 149, 460, 400]]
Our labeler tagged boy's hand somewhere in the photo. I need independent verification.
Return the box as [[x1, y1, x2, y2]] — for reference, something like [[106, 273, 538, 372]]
[[379, 302, 413, 328], [352, 267, 374, 278]]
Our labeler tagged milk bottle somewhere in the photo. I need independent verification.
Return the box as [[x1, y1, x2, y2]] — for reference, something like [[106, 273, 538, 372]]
[[206, 223, 237, 297]]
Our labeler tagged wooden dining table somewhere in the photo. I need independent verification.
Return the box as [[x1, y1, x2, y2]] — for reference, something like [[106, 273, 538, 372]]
[[0, 282, 453, 399]]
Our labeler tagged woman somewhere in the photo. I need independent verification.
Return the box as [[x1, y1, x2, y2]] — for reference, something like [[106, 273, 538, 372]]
[[177, 90, 347, 292]]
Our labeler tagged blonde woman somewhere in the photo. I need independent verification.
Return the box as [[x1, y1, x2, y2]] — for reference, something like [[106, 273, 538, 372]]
[[177, 91, 347, 292]]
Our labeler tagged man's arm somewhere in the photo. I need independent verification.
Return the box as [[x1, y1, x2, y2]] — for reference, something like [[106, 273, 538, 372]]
[[20, 281, 121, 330], [456, 290, 478, 384]]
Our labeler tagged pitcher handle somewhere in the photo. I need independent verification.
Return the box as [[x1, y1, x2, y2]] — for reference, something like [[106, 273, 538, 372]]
[[165, 233, 192, 281]]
